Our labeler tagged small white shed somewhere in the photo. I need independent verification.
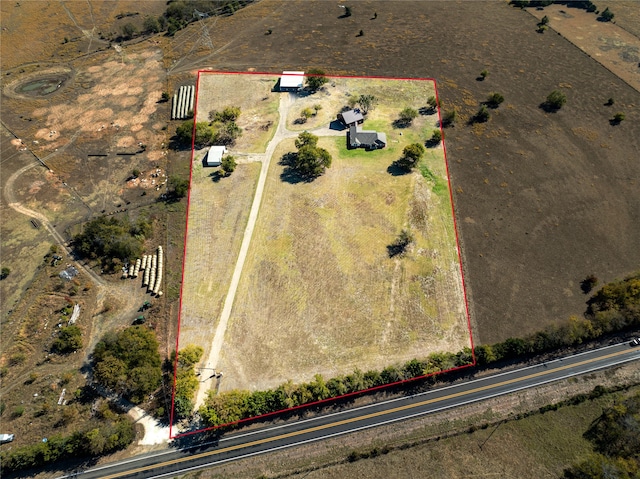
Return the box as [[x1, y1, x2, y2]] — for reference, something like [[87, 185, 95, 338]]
[[206, 146, 227, 167]]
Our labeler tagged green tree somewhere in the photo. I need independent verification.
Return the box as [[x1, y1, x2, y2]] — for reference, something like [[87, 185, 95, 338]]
[[221, 155, 237, 176], [52, 325, 83, 354], [212, 106, 241, 123], [429, 129, 442, 145], [0, 267, 10, 280], [394, 143, 424, 171], [487, 92, 505, 108], [168, 176, 189, 199], [612, 112, 625, 124], [295, 144, 332, 179], [480, 69, 489, 80], [121, 23, 138, 40], [544, 90, 567, 110], [343, 6, 352, 17], [442, 109, 457, 127], [300, 107, 313, 122], [474, 105, 490, 123], [306, 68, 329, 91], [294, 130, 318, 149], [176, 120, 214, 148], [73, 216, 145, 267], [357, 94, 378, 115], [540, 15, 549, 25], [600, 7, 614, 21], [143, 16, 161, 33], [398, 107, 419, 126], [427, 95, 438, 111], [93, 326, 162, 403]]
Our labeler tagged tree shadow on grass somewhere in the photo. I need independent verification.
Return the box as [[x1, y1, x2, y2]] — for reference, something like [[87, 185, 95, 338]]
[[279, 152, 308, 184], [387, 162, 411, 176], [539, 101, 562, 113], [209, 171, 223, 183]]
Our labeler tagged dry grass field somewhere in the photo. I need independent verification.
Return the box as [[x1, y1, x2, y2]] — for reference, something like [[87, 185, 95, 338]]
[[177, 157, 261, 362], [168, 0, 640, 345], [217, 135, 467, 392], [195, 73, 280, 152]]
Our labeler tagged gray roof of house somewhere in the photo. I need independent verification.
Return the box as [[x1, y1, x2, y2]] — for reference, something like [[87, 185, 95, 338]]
[[349, 125, 386, 147], [341, 109, 364, 125]]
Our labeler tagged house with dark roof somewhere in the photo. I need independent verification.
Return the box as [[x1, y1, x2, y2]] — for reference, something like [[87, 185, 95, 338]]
[[338, 109, 364, 126], [348, 124, 387, 150]]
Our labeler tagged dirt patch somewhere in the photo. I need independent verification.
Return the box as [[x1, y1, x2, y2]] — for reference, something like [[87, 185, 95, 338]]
[[527, 5, 640, 92]]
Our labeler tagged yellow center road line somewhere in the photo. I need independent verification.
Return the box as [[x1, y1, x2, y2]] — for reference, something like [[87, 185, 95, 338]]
[[103, 348, 635, 478]]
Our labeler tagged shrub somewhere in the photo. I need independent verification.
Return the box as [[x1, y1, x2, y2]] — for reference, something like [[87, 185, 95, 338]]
[[544, 90, 567, 110], [600, 7, 614, 21], [480, 69, 489, 80], [168, 176, 189, 199], [487, 92, 505, 108], [612, 112, 625, 124], [52, 325, 83, 354], [121, 23, 137, 40], [0, 267, 10, 280], [398, 107, 419, 126], [221, 155, 237, 177], [306, 68, 328, 91], [442, 109, 457, 127], [474, 105, 490, 123]]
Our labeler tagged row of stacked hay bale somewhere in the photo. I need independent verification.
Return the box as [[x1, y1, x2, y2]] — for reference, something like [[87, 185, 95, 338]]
[[122, 246, 163, 297]]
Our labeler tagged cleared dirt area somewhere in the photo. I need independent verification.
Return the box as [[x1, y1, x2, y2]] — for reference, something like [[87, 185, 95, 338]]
[[527, 5, 640, 92], [172, 0, 640, 345]]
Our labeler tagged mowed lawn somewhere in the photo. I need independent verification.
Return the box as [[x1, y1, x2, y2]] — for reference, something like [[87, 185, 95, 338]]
[[178, 157, 261, 358], [218, 135, 469, 392]]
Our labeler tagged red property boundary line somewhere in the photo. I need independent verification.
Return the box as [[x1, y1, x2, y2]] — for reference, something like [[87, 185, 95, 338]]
[[169, 71, 475, 439]]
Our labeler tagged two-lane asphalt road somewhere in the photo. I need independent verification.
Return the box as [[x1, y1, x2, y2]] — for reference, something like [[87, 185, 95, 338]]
[[59, 341, 640, 479]]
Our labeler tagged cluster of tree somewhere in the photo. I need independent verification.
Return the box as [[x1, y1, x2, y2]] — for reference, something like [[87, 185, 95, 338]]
[[93, 326, 162, 404], [198, 271, 638, 429], [120, 1, 254, 40], [176, 106, 242, 148], [563, 391, 639, 478], [306, 68, 329, 92], [281, 132, 332, 181], [51, 325, 83, 354], [171, 344, 203, 419], [199, 349, 473, 427], [511, 1, 593, 11], [299, 104, 323, 124], [73, 216, 152, 270], [0, 406, 134, 473]]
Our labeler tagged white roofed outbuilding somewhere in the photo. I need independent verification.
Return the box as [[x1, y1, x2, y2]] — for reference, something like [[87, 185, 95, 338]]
[[205, 146, 227, 167], [279, 71, 305, 92]]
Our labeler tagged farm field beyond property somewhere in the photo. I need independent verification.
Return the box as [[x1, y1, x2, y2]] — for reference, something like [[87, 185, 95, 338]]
[[177, 72, 471, 411]]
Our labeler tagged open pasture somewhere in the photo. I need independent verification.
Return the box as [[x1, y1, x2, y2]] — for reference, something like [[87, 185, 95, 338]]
[[217, 134, 468, 392]]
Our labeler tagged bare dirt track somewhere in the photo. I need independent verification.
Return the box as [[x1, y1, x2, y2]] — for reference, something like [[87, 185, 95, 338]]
[[171, 0, 640, 344]]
